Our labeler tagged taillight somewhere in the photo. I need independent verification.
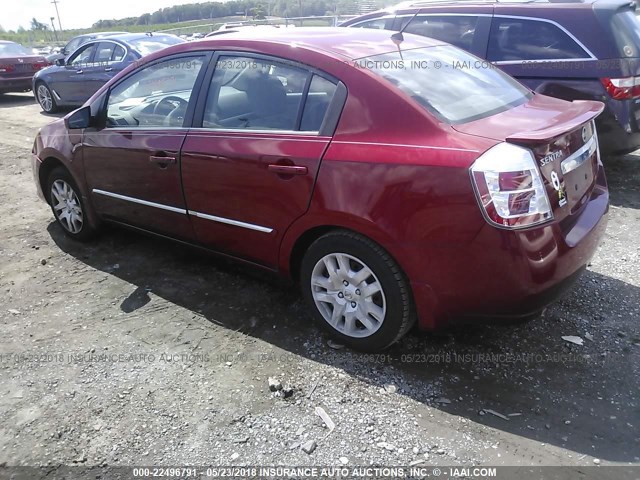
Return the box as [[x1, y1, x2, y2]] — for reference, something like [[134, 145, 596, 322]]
[[470, 143, 553, 229], [0, 65, 15, 73], [601, 77, 640, 100]]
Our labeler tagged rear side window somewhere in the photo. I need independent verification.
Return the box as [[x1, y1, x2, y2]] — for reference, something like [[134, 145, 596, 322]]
[[610, 10, 640, 58], [403, 15, 479, 51], [364, 45, 532, 124], [301, 75, 337, 132], [488, 18, 590, 61], [204, 56, 310, 131]]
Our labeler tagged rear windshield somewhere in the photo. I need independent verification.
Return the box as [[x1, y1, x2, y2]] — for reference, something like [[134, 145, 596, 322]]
[[128, 35, 184, 57], [611, 10, 640, 58], [362, 45, 532, 124], [0, 42, 33, 57]]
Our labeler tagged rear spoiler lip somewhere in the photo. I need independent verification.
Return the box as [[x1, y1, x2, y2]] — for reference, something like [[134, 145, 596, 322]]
[[506, 100, 605, 144]]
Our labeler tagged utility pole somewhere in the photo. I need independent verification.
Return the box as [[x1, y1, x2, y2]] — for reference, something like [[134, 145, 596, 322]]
[[51, 0, 62, 32], [50, 17, 59, 42]]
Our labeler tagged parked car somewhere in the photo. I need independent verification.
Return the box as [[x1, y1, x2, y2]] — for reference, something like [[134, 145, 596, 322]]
[[342, 0, 640, 155], [33, 33, 184, 113], [32, 28, 608, 351], [205, 24, 296, 37], [0, 41, 50, 94], [46, 32, 128, 63]]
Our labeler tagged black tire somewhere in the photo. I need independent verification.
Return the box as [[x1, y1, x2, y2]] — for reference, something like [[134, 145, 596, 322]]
[[46, 167, 96, 241], [35, 81, 58, 113], [300, 230, 416, 352]]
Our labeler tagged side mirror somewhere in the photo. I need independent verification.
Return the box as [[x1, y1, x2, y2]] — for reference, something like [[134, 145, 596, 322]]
[[65, 106, 92, 129], [55, 58, 65, 66]]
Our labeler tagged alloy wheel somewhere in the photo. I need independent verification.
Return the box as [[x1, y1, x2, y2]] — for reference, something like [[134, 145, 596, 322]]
[[37, 84, 53, 112]]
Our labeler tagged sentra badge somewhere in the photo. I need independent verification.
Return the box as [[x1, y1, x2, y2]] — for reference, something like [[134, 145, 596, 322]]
[[540, 150, 564, 167]]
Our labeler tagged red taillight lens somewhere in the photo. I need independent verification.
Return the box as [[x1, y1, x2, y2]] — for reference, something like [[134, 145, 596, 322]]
[[33, 62, 49, 71], [601, 77, 640, 100], [471, 143, 553, 229], [0, 64, 15, 73]]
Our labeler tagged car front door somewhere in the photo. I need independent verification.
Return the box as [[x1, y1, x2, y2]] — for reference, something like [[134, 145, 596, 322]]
[[82, 53, 209, 239], [181, 53, 345, 267], [48, 42, 98, 104]]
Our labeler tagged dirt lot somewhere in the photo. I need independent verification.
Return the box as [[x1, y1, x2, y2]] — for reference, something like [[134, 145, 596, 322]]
[[0, 92, 638, 476]]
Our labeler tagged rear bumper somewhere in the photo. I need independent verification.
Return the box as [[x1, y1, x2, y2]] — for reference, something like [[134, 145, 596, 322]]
[[411, 164, 609, 329], [0, 76, 33, 93]]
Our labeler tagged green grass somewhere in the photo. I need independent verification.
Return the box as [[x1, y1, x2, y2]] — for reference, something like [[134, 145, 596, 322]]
[[0, 16, 247, 47]]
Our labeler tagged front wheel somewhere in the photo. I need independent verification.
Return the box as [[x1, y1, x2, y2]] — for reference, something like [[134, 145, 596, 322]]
[[36, 82, 58, 113], [300, 230, 416, 351], [46, 167, 96, 241]]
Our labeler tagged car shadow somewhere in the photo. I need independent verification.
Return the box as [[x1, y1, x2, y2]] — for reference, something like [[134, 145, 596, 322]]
[[0, 92, 36, 108], [604, 152, 640, 209], [46, 220, 640, 463]]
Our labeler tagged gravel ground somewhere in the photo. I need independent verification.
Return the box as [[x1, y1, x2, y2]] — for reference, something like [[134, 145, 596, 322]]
[[0, 93, 638, 475]]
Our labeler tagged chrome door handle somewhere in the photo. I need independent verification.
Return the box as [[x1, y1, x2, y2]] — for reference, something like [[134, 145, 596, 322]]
[[75, 69, 83, 74], [149, 155, 177, 168], [104, 67, 113, 72], [267, 164, 307, 175]]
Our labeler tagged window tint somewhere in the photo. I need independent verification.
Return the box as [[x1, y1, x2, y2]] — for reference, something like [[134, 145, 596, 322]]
[[204, 56, 309, 131], [68, 43, 96, 66], [106, 56, 204, 128], [364, 45, 532, 124], [403, 15, 478, 51], [113, 44, 126, 62], [65, 37, 82, 54], [301, 75, 337, 132], [488, 18, 589, 61], [351, 18, 390, 30], [95, 42, 116, 63]]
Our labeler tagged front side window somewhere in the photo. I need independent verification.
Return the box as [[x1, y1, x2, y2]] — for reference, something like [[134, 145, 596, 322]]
[[403, 15, 479, 51], [488, 18, 589, 61], [68, 43, 96, 67], [106, 56, 204, 128], [364, 45, 532, 124], [203, 56, 310, 130]]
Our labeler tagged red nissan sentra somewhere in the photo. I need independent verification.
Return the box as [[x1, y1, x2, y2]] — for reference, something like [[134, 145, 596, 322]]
[[32, 28, 608, 351]]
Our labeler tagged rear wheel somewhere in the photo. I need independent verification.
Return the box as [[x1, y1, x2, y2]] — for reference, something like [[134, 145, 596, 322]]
[[300, 230, 415, 351], [46, 167, 96, 241], [36, 82, 58, 113]]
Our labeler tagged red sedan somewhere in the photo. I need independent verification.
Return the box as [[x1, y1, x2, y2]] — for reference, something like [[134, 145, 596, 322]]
[[32, 28, 608, 351], [0, 41, 49, 94]]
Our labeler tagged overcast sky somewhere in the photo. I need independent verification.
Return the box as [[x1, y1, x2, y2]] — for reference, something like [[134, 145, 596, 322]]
[[2, 0, 212, 31]]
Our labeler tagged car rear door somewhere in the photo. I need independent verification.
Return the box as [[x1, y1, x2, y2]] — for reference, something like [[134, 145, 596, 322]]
[[180, 53, 345, 267], [82, 53, 209, 240], [81, 41, 128, 99]]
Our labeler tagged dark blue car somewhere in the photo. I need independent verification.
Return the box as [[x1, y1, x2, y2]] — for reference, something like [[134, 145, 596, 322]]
[[342, 0, 640, 154], [33, 33, 184, 113]]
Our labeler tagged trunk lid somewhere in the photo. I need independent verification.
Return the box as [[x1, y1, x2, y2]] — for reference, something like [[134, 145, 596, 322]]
[[454, 94, 604, 221], [0, 55, 49, 78]]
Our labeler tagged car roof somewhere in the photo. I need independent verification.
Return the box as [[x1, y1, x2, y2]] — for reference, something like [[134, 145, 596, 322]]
[[185, 27, 445, 60], [382, 0, 630, 10], [0, 40, 18, 44]]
